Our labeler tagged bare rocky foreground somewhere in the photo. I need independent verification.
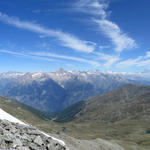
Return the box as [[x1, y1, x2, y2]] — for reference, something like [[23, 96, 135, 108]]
[[0, 119, 126, 150], [0, 119, 66, 150]]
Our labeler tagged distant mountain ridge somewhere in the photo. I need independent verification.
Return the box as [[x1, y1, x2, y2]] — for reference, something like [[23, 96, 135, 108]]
[[0, 69, 150, 112]]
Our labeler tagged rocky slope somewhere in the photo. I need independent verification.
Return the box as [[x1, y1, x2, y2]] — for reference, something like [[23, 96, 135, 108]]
[[0, 119, 66, 150], [0, 70, 150, 112], [0, 107, 127, 150], [0, 118, 129, 150]]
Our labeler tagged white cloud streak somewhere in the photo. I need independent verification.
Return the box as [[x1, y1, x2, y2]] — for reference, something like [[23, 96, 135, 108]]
[[146, 51, 150, 58], [30, 52, 100, 67], [103, 57, 119, 68], [99, 45, 110, 50], [116, 57, 142, 68], [0, 49, 56, 62], [94, 19, 136, 52], [0, 12, 95, 53], [74, 0, 108, 18], [93, 52, 119, 68], [116, 52, 150, 68], [0, 49, 100, 67], [74, 0, 137, 52]]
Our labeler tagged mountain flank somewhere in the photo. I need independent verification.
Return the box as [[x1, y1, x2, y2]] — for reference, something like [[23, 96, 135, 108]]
[[0, 95, 54, 125], [55, 84, 150, 123], [53, 84, 150, 150]]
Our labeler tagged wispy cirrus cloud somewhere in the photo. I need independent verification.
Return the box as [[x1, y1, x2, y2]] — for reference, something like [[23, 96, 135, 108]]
[[93, 52, 119, 68], [30, 51, 100, 67], [99, 45, 110, 50], [74, 0, 137, 52], [0, 12, 95, 53], [74, 0, 108, 18], [116, 57, 142, 68], [146, 51, 150, 58], [94, 19, 136, 52], [0, 49, 56, 62], [116, 51, 150, 68], [0, 49, 100, 67], [103, 57, 119, 68]]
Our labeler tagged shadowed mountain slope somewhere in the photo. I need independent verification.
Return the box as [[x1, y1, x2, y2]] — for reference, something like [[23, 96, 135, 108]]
[[55, 84, 150, 123], [0, 95, 54, 124]]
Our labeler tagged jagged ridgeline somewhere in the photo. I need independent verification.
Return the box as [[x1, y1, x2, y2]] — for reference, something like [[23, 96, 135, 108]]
[[0, 70, 150, 112]]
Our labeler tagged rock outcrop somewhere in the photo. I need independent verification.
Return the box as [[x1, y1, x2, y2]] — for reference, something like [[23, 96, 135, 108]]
[[0, 119, 66, 150]]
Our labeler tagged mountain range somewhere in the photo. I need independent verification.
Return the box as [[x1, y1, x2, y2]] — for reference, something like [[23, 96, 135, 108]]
[[0, 69, 150, 112]]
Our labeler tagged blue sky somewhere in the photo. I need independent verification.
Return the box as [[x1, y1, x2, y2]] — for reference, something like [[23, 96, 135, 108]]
[[0, 0, 150, 73]]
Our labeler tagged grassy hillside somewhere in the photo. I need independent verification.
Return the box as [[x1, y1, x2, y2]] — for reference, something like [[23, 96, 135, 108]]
[[52, 84, 150, 150], [0, 96, 54, 123], [54, 84, 150, 123]]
